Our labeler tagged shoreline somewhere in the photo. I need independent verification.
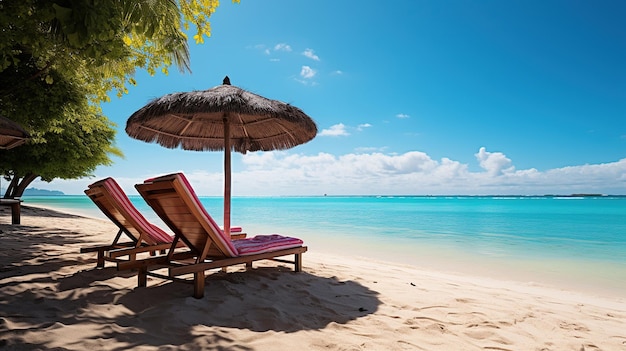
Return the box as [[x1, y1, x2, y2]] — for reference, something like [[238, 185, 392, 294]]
[[235, 221, 626, 300], [9, 203, 626, 299], [1, 205, 625, 349]]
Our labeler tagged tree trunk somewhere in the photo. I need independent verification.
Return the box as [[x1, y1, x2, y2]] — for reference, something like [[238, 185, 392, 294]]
[[3, 173, 38, 198]]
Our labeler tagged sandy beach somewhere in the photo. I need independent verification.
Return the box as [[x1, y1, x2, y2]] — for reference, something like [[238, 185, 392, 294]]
[[1, 205, 625, 350]]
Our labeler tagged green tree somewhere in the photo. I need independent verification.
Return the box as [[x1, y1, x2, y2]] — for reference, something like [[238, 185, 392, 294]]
[[1, 110, 122, 198], [0, 0, 237, 197]]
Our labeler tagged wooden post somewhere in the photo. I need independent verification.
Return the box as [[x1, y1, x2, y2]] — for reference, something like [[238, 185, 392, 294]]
[[193, 272, 205, 299], [223, 115, 231, 237], [295, 253, 303, 272], [138, 266, 147, 287], [11, 201, 20, 224], [0, 199, 21, 225], [97, 251, 105, 268]]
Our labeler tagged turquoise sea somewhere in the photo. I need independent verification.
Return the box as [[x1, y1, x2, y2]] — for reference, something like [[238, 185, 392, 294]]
[[19, 195, 626, 296]]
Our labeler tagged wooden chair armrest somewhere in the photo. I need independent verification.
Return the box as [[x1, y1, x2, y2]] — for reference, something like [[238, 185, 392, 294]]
[[109, 243, 172, 258], [230, 233, 247, 240], [80, 242, 136, 253]]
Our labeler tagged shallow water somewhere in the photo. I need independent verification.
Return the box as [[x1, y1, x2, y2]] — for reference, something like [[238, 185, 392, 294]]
[[21, 195, 626, 296]]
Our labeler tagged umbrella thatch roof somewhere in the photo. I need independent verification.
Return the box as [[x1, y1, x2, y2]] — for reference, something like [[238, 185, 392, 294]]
[[0, 116, 30, 150], [126, 83, 317, 153]]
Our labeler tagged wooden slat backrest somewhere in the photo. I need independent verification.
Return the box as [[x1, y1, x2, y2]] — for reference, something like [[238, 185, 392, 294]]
[[85, 178, 175, 246], [85, 184, 145, 246], [136, 174, 237, 260], [135, 181, 201, 253], [168, 176, 238, 258]]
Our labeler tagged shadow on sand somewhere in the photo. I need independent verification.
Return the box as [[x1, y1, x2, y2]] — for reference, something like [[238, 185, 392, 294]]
[[0, 208, 381, 350]]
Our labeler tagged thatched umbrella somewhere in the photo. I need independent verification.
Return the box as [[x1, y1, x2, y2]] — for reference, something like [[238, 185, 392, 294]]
[[0, 115, 30, 150], [126, 77, 317, 235]]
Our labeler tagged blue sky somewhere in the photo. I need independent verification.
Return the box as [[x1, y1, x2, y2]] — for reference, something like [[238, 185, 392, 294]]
[[34, 0, 626, 195]]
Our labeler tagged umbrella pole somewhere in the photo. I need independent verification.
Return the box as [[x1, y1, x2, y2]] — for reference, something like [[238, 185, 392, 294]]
[[223, 116, 231, 237]]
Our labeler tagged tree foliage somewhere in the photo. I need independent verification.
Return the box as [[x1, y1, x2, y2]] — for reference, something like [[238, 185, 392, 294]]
[[0, 0, 237, 197]]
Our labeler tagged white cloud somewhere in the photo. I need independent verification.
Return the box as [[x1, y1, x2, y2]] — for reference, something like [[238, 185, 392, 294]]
[[357, 123, 372, 131], [274, 43, 292, 52], [331, 70, 344, 75], [300, 66, 316, 79], [396, 113, 410, 119], [475, 147, 515, 176], [33, 148, 626, 196], [319, 123, 349, 137], [230, 150, 626, 195], [302, 48, 320, 61], [250, 44, 272, 56], [250, 44, 283, 60], [229, 151, 471, 195]]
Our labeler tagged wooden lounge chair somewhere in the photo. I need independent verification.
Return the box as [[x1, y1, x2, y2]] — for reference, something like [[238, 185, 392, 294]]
[[121, 172, 307, 298], [81, 177, 180, 267]]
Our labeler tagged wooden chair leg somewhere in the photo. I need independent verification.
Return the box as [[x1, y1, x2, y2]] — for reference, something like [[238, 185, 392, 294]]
[[193, 272, 205, 299], [97, 251, 105, 268], [295, 253, 302, 272], [11, 202, 20, 225], [138, 266, 147, 287]]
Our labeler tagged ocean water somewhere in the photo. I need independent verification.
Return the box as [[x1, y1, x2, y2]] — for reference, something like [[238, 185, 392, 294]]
[[19, 195, 626, 295]]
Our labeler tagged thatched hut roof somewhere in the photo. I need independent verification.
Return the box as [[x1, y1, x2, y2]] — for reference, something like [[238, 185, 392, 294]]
[[126, 84, 317, 153], [0, 116, 30, 150]]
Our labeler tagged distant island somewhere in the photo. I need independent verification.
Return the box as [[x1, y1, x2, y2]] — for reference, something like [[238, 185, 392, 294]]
[[23, 188, 65, 196]]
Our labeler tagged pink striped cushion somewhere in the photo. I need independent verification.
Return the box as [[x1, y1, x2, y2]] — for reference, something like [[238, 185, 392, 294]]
[[90, 177, 173, 245], [232, 234, 303, 256]]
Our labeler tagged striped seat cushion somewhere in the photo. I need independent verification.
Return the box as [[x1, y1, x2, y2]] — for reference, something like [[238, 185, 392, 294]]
[[232, 234, 304, 256]]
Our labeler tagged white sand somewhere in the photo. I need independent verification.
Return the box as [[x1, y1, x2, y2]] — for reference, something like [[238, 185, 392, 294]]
[[1, 205, 625, 350]]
